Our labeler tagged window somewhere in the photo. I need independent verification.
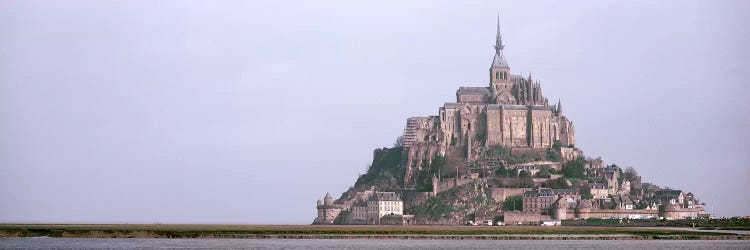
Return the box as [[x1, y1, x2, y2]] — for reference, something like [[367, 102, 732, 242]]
[[495, 72, 499, 80]]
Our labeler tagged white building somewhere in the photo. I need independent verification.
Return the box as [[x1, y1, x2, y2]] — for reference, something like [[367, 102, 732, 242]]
[[366, 192, 403, 224]]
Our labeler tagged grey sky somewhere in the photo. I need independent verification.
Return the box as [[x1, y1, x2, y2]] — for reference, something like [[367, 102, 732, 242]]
[[1, 1, 748, 224]]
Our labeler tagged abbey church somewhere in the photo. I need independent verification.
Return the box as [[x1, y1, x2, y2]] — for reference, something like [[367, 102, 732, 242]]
[[402, 17, 576, 188]]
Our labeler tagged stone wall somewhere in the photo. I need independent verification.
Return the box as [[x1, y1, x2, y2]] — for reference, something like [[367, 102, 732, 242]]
[[666, 207, 704, 220], [432, 177, 478, 195], [529, 109, 552, 148], [576, 208, 658, 219], [504, 211, 546, 225], [491, 188, 530, 201]]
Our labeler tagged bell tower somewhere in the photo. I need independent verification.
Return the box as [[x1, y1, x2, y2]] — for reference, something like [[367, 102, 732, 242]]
[[489, 14, 513, 104]]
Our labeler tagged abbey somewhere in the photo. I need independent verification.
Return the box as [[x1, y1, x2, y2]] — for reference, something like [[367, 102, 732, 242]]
[[406, 18, 574, 149], [315, 16, 710, 225], [401, 18, 575, 188]]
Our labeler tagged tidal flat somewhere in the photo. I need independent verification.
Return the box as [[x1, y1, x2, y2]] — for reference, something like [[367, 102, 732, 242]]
[[0, 224, 748, 240]]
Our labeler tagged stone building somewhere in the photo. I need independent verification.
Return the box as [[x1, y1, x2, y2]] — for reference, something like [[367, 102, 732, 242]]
[[588, 183, 609, 199], [522, 188, 555, 212], [366, 192, 404, 224], [401, 17, 576, 188], [314, 193, 342, 224], [314, 191, 406, 225]]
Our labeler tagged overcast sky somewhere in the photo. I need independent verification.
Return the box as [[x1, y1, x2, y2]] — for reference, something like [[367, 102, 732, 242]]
[[1, 1, 748, 224]]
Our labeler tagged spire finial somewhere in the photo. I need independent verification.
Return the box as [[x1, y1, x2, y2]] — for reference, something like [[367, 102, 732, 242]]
[[494, 12, 504, 51]]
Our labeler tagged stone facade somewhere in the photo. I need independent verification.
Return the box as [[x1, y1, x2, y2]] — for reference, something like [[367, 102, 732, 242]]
[[314, 193, 342, 224], [401, 18, 575, 188], [314, 191, 408, 225], [366, 192, 404, 224]]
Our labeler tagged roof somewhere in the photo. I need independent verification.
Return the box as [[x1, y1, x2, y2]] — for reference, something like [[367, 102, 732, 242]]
[[524, 188, 554, 198], [487, 104, 502, 110], [530, 106, 553, 111], [655, 190, 683, 197], [369, 192, 401, 201], [457, 87, 491, 95], [589, 183, 608, 189], [491, 51, 509, 68], [553, 189, 580, 195], [443, 102, 460, 109], [503, 105, 527, 110]]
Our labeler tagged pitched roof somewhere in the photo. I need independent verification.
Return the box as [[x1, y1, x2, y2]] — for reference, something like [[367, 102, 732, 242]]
[[589, 183, 608, 189], [491, 51, 509, 68], [457, 87, 491, 95], [553, 189, 580, 195], [369, 192, 401, 201], [524, 188, 554, 198], [503, 105, 527, 110], [443, 102, 460, 109]]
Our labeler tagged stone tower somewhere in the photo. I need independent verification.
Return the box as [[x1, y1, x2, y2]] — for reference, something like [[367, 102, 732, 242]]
[[324, 192, 334, 206], [315, 192, 341, 224], [489, 15, 514, 104]]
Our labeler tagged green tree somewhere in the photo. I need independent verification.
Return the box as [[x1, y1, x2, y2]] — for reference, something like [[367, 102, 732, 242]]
[[535, 168, 551, 178], [519, 170, 530, 178], [561, 158, 586, 178], [503, 195, 523, 211], [550, 177, 570, 189], [546, 148, 561, 161], [495, 165, 507, 177], [658, 204, 666, 218]]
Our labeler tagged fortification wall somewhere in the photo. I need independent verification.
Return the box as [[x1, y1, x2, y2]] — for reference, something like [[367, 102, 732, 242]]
[[433, 177, 478, 195], [504, 211, 548, 225], [491, 188, 530, 201], [577, 209, 658, 219]]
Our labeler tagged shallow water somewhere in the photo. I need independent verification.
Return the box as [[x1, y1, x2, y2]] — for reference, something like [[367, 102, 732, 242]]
[[1, 238, 749, 249]]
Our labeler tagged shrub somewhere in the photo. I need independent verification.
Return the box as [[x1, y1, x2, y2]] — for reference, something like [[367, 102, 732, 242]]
[[503, 195, 523, 211]]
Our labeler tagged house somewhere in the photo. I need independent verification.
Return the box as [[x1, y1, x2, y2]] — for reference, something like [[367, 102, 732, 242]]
[[588, 183, 609, 199], [523, 188, 555, 212], [367, 192, 404, 224]]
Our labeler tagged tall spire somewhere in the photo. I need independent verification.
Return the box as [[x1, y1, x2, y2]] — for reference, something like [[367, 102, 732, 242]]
[[494, 13, 504, 52], [557, 98, 563, 115], [491, 12, 509, 69]]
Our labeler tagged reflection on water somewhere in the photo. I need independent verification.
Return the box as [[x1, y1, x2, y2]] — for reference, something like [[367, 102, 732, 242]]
[[1, 238, 750, 250]]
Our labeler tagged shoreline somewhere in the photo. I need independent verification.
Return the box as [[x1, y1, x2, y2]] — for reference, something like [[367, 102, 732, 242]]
[[1, 224, 748, 240]]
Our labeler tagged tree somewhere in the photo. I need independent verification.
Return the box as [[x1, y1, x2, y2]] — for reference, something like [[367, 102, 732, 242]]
[[393, 135, 404, 147], [535, 168, 551, 178], [495, 165, 507, 177], [561, 158, 586, 178], [550, 177, 570, 189], [503, 195, 523, 211], [658, 204, 666, 218], [546, 147, 561, 161], [580, 183, 592, 196], [518, 170, 530, 178], [623, 167, 638, 181]]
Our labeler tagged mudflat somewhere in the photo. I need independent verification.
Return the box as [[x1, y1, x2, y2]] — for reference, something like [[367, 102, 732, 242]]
[[1, 224, 748, 240]]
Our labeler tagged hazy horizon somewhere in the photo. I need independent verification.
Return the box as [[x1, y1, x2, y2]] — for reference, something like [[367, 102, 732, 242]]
[[1, 1, 748, 224]]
